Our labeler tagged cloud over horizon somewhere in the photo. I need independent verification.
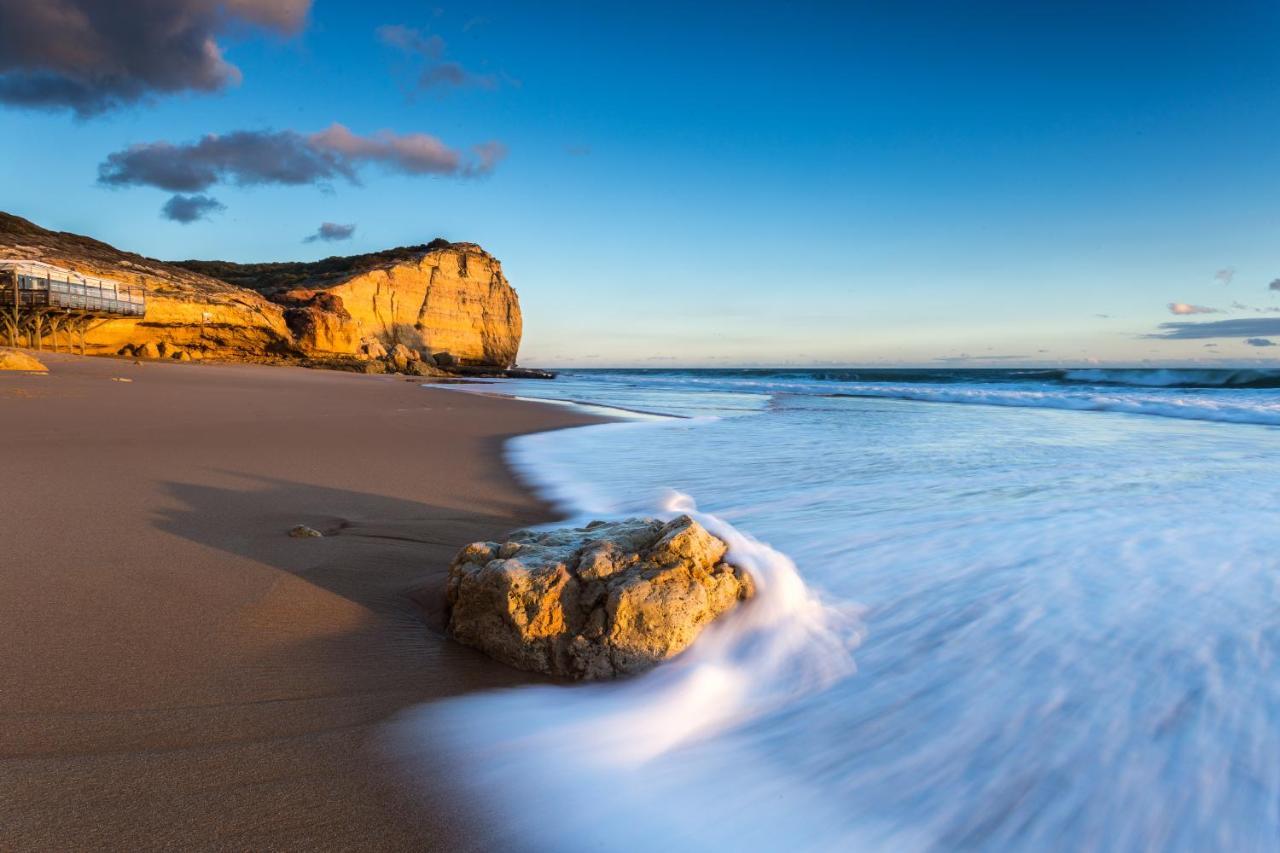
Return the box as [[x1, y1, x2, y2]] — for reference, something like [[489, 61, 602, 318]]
[[1168, 302, 1221, 315], [1146, 318, 1280, 340], [161, 193, 225, 223], [1245, 337, 1276, 347], [0, 0, 311, 116], [304, 222, 355, 243], [98, 125, 505, 202]]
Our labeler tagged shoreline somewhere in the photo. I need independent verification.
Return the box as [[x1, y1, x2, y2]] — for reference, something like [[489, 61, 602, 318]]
[[0, 353, 608, 850]]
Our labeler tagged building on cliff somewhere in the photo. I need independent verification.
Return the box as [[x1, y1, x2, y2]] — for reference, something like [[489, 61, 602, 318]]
[[0, 260, 146, 352]]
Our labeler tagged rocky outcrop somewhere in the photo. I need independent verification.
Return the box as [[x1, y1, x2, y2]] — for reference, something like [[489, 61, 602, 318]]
[[176, 241, 522, 367], [0, 213, 294, 360], [281, 292, 362, 355], [445, 516, 755, 680], [0, 347, 46, 371], [0, 212, 524, 368]]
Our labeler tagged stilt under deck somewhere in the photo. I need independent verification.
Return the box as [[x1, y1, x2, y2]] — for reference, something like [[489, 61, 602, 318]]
[[0, 261, 146, 354]]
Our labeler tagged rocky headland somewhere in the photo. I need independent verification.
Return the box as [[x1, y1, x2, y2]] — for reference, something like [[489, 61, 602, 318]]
[[0, 212, 527, 374], [445, 515, 755, 680]]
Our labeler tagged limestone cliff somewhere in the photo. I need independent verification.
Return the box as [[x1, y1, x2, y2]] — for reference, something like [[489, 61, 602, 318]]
[[0, 213, 293, 359], [0, 212, 523, 367], [177, 242, 522, 367]]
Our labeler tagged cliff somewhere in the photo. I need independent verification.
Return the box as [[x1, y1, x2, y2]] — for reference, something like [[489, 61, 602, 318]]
[[176, 242, 522, 367], [0, 212, 523, 367], [0, 213, 293, 359]]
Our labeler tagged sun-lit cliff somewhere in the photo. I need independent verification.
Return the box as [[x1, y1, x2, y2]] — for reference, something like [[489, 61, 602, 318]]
[[0, 212, 523, 367], [178, 242, 522, 367]]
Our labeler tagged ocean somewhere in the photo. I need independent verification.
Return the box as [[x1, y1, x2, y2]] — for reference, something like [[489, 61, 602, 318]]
[[397, 368, 1280, 851]]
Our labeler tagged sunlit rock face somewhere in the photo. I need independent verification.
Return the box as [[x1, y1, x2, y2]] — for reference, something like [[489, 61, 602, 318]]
[[445, 515, 756, 680], [284, 246, 522, 366], [0, 212, 294, 359], [0, 212, 524, 367]]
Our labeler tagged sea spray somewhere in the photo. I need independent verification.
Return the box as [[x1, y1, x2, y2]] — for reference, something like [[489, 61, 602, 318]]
[[402, 373, 1280, 849], [391, 416, 866, 849]]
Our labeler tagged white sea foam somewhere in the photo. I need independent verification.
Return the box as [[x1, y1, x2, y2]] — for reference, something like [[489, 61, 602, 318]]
[[391, 419, 865, 851], [394, 372, 1280, 850]]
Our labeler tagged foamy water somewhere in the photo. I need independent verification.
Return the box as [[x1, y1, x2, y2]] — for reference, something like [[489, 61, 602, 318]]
[[395, 368, 1280, 851]]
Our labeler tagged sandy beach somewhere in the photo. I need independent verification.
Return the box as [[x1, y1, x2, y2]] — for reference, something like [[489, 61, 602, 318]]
[[0, 354, 601, 851]]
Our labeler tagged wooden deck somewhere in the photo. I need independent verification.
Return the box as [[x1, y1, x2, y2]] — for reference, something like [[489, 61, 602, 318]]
[[1, 261, 147, 352]]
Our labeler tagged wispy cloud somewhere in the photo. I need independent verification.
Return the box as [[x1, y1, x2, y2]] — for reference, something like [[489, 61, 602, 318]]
[[1146, 318, 1280, 340], [376, 24, 445, 58], [1168, 302, 1221, 315], [1245, 337, 1276, 347], [1269, 278, 1280, 292], [933, 354, 1028, 362], [0, 0, 311, 116], [1228, 300, 1280, 314], [377, 23, 499, 91], [304, 222, 355, 243], [1214, 267, 1235, 285]]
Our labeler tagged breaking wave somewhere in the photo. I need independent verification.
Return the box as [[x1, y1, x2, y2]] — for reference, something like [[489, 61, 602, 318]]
[[390, 421, 865, 851], [825, 384, 1280, 426]]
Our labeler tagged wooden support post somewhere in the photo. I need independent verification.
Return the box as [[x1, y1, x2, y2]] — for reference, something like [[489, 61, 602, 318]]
[[5, 273, 18, 348]]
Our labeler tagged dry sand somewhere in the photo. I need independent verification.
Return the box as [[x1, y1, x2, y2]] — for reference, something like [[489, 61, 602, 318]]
[[0, 354, 602, 851]]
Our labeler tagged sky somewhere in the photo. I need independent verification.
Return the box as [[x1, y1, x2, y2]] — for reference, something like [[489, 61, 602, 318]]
[[3, 0, 1280, 367]]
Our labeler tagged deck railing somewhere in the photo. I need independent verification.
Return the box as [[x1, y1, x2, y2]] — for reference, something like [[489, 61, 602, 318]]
[[3, 273, 146, 317]]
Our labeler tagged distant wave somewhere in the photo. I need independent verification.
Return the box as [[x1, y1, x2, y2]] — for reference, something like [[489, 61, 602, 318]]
[[1058, 368, 1280, 388], [825, 385, 1280, 426], [574, 367, 1280, 390]]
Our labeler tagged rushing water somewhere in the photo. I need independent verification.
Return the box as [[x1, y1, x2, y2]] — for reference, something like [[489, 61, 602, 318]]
[[396, 368, 1280, 851]]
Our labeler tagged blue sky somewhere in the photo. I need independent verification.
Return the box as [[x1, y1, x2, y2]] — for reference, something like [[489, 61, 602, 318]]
[[4, 0, 1280, 366]]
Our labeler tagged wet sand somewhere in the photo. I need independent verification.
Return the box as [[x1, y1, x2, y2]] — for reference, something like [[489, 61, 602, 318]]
[[0, 354, 602, 850]]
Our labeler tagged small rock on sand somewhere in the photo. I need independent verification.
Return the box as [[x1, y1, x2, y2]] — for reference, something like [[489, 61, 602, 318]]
[[289, 525, 324, 538], [0, 349, 48, 372]]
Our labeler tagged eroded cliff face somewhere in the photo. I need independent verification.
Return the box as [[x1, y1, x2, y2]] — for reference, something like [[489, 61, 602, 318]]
[[283, 247, 522, 366], [177, 241, 523, 367], [0, 213, 293, 359], [0, 213, 524, 367]]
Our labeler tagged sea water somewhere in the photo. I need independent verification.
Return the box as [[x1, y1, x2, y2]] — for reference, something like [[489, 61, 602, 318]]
[[396, 369, 1280, 851]]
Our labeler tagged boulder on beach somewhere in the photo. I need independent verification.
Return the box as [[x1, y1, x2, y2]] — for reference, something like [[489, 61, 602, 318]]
[[445, 515, 755, 680], [0, 348, 47, 372], [407, 360, 438, 377], [388, 342, 418, 373], [359, 339, 388, 360]]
